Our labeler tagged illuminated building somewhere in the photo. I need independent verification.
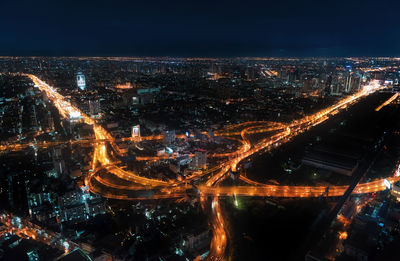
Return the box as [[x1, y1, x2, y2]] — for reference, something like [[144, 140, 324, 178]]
[[27, 250, 39, 261], [330, 77, 342, 96], [391, 181, 400, 200], [115, 82, 133, 89], [27, 192, 55, 222], [131, 125, 140, 137], [58, 189, 106, 222], [131, 96, 139, 105], [345, 75, 352, 93], [137, 87, 160, 104], [69, 110, 82, 121], [191, 151, 207, 169], [76, 72, 86, 90], [52, 147, 65, 178], [157, 148, 166, 156], [48, 112, 55, 130], [88, 99, 100, 117], [163, 130, 175, 145]]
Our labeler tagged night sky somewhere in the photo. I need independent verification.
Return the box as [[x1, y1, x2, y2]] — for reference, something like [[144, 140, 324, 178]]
[[1, 0, 400, 57]]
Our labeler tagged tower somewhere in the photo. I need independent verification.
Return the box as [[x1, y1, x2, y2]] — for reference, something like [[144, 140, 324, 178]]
[[77, 72, 86, 90]]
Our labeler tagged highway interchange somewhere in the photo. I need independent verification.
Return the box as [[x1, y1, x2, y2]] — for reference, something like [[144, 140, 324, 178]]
[[3, 74, 400, 260]]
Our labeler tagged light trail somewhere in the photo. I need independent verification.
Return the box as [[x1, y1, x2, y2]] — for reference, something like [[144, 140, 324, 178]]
[[27, 74, 169, 188], [206, 198, 227, 261], [375, 93, 399, 111], [199, 176, 400, 197], [22, 75, 392, 261], [0, 212, 78, 253]]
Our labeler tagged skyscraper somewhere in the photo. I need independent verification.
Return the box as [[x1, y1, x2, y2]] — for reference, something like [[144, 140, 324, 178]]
[[88, 99, 100, 116], [344, 75, 352, 93], [163, 130, 175, 145], [77, 72, 86, 90], [191, 151, 207, 169]]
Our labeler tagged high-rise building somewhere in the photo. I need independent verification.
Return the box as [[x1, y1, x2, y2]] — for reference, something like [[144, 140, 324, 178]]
[[391, 181, 400, 200], [88, 99, 100, 116], [351, 75, 362, 92], [27, 250, 39, 261], [31, 105, 38, 130], [163, 130, 175, 145], [191, 151, 207, 169], [58, 189, 106, 223], [48, 112, 54, 130], [131, 125, 140, 138], [344, 75, 352, 93], [52, 147, 65, 178], [77, 72, 86, 90]]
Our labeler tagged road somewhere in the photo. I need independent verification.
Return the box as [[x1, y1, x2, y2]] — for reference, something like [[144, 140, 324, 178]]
[[8, 74, 399, 261], [0, 212, 78, 253]]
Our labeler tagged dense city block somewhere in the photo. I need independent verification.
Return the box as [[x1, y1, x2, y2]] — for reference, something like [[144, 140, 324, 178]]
[[1, 57, 400, 261]]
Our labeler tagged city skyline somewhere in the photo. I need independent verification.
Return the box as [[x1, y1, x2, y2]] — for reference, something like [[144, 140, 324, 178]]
[[1, 57, 400, 260]]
